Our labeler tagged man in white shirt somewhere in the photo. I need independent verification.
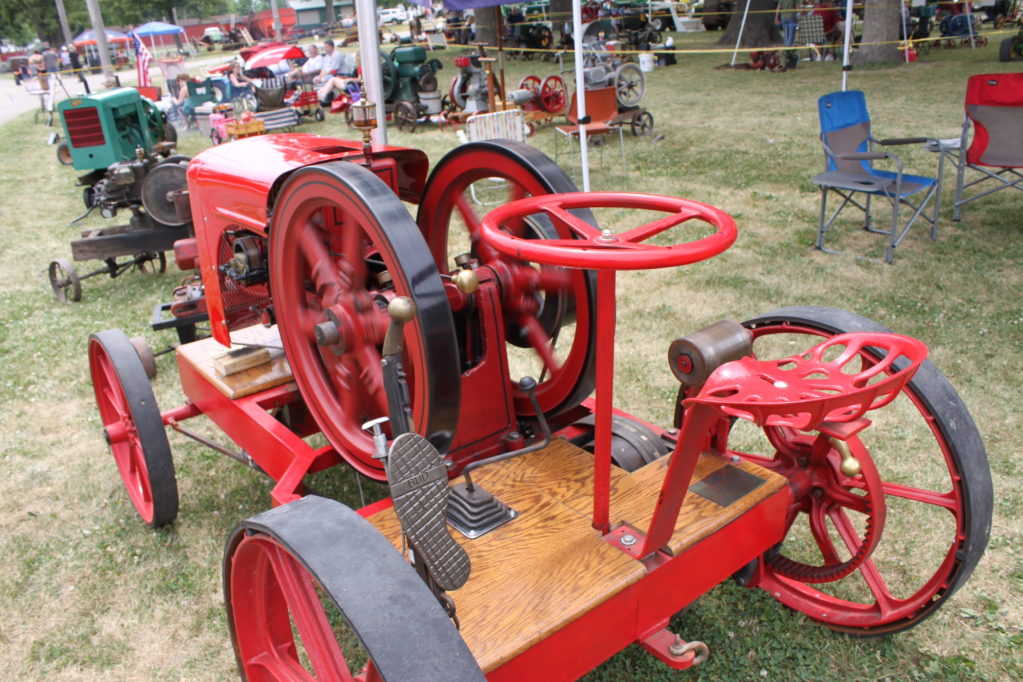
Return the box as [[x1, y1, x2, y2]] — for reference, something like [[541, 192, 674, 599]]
[[314, 39, 344, 85], [287, 43, 323, 85]]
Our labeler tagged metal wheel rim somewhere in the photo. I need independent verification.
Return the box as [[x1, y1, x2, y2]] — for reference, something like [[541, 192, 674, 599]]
[[49, 259, 81, 303]]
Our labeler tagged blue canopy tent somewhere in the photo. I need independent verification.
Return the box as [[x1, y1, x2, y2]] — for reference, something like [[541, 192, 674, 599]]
[[356, 0, 593, 189], [131, 21, 186, 58]]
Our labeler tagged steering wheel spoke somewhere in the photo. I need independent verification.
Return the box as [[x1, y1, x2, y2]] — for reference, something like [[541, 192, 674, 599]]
[[617, 208, 701, 244]]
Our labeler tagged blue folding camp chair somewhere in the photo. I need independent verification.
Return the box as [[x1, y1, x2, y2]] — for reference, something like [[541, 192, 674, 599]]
[[812, 91, 943, 263]]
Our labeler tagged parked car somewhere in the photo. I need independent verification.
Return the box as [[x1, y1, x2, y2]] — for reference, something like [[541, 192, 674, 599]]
[[378, 7, 409, 25], [203, 27, 224, 43]]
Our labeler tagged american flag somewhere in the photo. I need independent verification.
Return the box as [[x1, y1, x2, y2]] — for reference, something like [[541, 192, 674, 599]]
[[132, 30, 152, 87]]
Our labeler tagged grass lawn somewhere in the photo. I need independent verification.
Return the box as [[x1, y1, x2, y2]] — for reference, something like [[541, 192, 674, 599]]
[[0, 28, 1021, 682]]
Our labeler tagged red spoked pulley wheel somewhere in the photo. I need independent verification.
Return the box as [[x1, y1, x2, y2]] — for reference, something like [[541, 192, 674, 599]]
[[518, 75, 542, 111], [676, 307, 993, 635], [270, 162, 460, 480], [583, 0, 602, 22], [540, 75, 566, 113], [89, 328, 178, 526], [417, 141, 599, 419]]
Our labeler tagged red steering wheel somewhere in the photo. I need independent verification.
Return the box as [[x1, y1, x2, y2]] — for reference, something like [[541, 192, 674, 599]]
[[479, 192, 737, 271]]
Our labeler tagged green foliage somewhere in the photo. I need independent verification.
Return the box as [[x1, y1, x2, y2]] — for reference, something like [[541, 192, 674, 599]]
[[0, 0, 88, 46]]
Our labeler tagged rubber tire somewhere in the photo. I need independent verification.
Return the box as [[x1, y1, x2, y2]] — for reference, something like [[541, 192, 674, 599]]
[[314, 107, 324, 122], [56, 141, 72, 165], [739, 306, 993, 635], [49, 258, 81, 303], [89, 329, 178, 527], [1000, 36, 1017, 62], [224, 496, 486, 682], [130, 336, 158, 380]]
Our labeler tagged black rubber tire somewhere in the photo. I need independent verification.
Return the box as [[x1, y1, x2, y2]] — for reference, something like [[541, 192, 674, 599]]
[[736, 306, 993, 636], [49, 258, 81, 303], [56, 141, 73, 165], [162, 119, 178, 144], [1000, 36, 1017, 62], [416, 141, 599, 419], [225, 496, 486, 681], [270, 161, 461, 473], [314, 107, 324, 122], [89, 329, 178, 527]]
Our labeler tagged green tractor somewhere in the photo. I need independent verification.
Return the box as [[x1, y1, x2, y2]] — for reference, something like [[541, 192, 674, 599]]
[[48, 87, 193, 304], [380, 46, 444, 132]]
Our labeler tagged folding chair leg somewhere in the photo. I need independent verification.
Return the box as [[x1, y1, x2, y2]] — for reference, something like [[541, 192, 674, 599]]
[[932, 149, 946, 240], [885, 181, 901, 264], [953, 115, 969, 222], [816, 188, 829, 252], [863, 194, 872, 231], [618, 127, 626, 176]]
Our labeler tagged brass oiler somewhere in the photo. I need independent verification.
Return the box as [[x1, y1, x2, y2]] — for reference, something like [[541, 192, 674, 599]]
[[452, 268, 479, 295], [828, 437, 863, 477]]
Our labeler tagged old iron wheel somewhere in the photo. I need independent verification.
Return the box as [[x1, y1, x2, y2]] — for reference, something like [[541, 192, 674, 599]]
[[56, 141, 73, 165], [129, 336, 158, 380], [270, 162, 460, 481], [89, 329, 178, 526], [49, 258, 81, 303], [532, 23, 553, 50], [224, 496, 486, 682], [674, 307, 992, 635], [395, 101, 418, 132], [416, 141, 598, 419], [540, 75, 567, 113], [631, 110, 654, 137], [1000, 36, 1018, 62], [519, 74, 542, 96], [614, 62, 646, 107], [137, 252, 167, 275]]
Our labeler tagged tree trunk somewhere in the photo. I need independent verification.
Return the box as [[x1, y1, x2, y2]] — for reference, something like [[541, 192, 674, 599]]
[[325, 0, 335, 26], [549, 0, 572, 39], [853, 0, 901, 64], [718, 0, 782, 48], [475, 7, 500, 48]]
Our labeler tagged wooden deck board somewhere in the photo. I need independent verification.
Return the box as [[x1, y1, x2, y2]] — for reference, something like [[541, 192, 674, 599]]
[[175, 325, 293, 400], [367, 439, 788, 673], [367, 462, 645, 673]]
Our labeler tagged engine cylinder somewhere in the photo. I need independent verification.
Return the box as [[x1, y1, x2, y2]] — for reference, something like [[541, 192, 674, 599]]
[[668, 319, 752, 387]]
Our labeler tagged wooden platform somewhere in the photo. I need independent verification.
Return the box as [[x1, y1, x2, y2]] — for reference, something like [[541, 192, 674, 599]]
[[367, 438, 787, 673], [175, 325, 293, 400]]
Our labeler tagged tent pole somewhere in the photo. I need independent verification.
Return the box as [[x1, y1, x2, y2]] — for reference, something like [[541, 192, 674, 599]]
[[356, 0, 387, 145], [900, 0, 909, 63], [966, 1, 976, 50], [573, 0, 590, 192], [841, 0, 854, 91], [731, 0, 752, 67]]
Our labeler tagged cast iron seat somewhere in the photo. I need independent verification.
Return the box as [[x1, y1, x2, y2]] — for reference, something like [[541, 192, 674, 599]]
[[686, 332, 929, 431]]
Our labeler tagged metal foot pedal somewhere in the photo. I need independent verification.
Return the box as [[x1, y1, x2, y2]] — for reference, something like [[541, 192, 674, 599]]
[[447, 483, 517, 539], [388, 432, 471, 592]]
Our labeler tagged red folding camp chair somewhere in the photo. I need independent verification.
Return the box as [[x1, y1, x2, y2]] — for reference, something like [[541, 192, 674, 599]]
[[953, 73, 1023, 221]]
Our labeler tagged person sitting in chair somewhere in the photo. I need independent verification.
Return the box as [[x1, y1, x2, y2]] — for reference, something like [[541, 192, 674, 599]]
[[314, 39, 344, 85], [228, 61, 256, 99], [286, 44, 323, 86]]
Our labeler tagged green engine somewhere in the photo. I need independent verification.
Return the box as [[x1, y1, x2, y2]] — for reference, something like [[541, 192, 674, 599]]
[[57, 88, 170, 173], [384, 46, 442, 105]]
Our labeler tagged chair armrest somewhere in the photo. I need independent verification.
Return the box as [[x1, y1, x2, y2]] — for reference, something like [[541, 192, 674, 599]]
[[836, 152, 889, 161], [876, 137, 929, 146]]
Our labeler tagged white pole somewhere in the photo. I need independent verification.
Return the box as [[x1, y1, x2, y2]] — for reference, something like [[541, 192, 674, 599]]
[[356, 0, 387, 145], [841, 0, 854, 90], [573, 0, 590, 192], [731, 0, 753, 67], [270, 0, 282, 41], [900, 0, 909, 63]]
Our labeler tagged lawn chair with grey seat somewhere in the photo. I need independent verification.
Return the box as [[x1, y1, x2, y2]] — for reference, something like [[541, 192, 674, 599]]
[[952, 73, 1023, 222], [812, 90, 942, 264]]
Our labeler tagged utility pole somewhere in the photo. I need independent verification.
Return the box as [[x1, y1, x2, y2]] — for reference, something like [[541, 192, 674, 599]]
[[84, 0, 113, 81], [270, 0, 282, 41], [54, 0, 74, 46]]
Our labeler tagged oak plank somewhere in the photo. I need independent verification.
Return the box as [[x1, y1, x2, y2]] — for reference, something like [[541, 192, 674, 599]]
[[175, 325, 293, 399]]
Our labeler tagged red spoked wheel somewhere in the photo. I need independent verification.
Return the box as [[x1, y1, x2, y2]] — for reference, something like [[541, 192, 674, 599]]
[[89, 328, 178, 526], [540, 75, 567, 113], [519, 75, 542, 111], [225, 497, 485, 682], [270, 162, 460, 480], [416, 141, 598, 418], [680, 307, 993, 635], [583, 0, 602, 22]]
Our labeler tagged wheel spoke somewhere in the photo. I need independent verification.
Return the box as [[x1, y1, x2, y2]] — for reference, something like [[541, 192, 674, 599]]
[[300, 222, 344, 298], [542, 206, 601, 240], [882, 481, 958, 513], [454, 194, 480, 237], [340, 212, 368, 287], [535, 266, 569, 293], [354, 343, 389, 417], [809, 500, 843, 566], [618, 209, 700, 244], [265, 544, 354, 682], [518, 314, 561, 377], [829, 506, 896, 616]]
